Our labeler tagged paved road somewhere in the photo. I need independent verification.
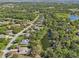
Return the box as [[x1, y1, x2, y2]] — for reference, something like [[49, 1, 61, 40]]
[[2, 49, 18, 52], [2, 15, 40, 58]]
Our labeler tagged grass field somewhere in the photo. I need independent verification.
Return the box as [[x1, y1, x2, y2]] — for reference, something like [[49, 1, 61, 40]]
[[55, 13, 69, 19], [41, 33, 49, 50]]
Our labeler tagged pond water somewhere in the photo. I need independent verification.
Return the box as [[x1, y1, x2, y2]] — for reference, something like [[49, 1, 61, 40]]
[[69, 15, 79, 21], [48, 31, 51, 37]]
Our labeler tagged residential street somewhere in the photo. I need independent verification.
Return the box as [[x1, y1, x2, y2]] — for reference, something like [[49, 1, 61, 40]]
[[2, 15, 40, 58]]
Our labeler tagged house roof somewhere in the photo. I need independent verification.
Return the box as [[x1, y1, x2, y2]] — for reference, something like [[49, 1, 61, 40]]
[[20, 39, 30, 45], [0, 34, 5, 38], [18, 47, 31, 54], [25, 33, 31, 37]]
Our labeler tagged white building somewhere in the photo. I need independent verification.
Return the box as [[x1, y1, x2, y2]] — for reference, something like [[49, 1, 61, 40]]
[[17, 47, 31, 55]]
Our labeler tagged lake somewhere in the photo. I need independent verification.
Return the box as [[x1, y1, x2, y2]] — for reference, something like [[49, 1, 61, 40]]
[[69, 15, 79, 21]]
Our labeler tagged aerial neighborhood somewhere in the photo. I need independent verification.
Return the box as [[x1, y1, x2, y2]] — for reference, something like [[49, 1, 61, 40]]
[[0, 1, 79, 58]]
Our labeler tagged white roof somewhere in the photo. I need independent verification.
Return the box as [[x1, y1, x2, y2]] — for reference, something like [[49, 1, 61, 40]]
[[18, 47, 31, 54], [20, 39, 30, 45], [0, 34, 5, 38], [25, 33, 31, 37]]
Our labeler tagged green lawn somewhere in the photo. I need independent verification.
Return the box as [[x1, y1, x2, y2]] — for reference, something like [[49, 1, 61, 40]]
[[55, 13, 69, 19], [0, 27, 7, 34], [41, 34, 49, 50], [40, 27, 49, 50], [38, 27, 49, 50], [0, 39, 10, 50], [15, 36, 25, 43]]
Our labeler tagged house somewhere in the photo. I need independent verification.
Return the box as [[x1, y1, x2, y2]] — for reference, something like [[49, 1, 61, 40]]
[[66, 28, 72, 32], [5, 35, 13, 39], [35, 23, 43, 27], [25, 32, 31, 38], [12, 24, 21, 27], [20, 39, 30, 45], [21, 32, 31, 37], [0, 34, 5, 39], [6, 30, 14, 36], [36, 22, 42, 24], [0, 22, 3, 24], [17, 47, 31, 55], [34, 26, 40, 31], [64, 36, 70, 40]]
